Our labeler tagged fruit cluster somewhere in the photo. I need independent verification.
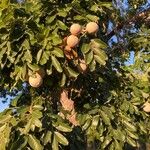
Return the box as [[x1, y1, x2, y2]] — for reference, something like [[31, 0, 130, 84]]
[[28, 22, 99, 88], [63, 22, 99, 60]]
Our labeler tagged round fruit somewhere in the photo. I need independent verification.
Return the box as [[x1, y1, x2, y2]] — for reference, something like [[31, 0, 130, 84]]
[[67, 35, 79, 48], [86, 22, 99, 34], [143, 101, 150, 113], [77, 59, 87, 72], [29, 73, 43, 88], [37, 68, 46, 78], [64, 45, 72, 52], [70, 24, 82, 35]]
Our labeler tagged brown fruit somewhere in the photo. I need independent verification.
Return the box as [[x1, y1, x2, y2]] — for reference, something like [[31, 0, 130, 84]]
[[86, 22, 99, 34], [29, 73, 43, 88], [77, 59, 87, 72], [64, 51, 73, 60], [70, 24, 82, 35], [37, 68, 46, 78], [143, 101, 150, 113], [64, 45, 72, 52], [66, 35, 79, 48], [63, 36, 67, 45], [72, 50, 78, 58]]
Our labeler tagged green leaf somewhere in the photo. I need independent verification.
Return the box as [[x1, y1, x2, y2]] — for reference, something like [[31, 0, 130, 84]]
[[86, 14, 99, 22], [43, 131, 52, 145], [66, 66, 79, 78], [21, 64, 27, 80], [98, 2, 112, 9], [32, 110, 42, 119], [0, 114, 12, 124], [57, 10, 67, 17], [0, 123, 6, 132], [74, 15, 86, 20], [52, 134, 59, 150], [92, 47, 107, 60], [114, 140, 122, 150], [85, 50, 93, 64], [24, 50, 32, 63], [91, 115, 99, 128], [89, 59, 96, 72], [57, 20, 68, 30], [37, 49, 43, 63], [126, 137, 137, 147], [27, 63, 40, 71], [51, 55, 63, 73], [94, 55, 106, 66], [10, 117, 18, 126], [40, 51, 50, 65], [123, 120, 137, 132], [23, 119, 32, 134], [82, 119, 91, 130], [112, 129, 125, 141], [60, 73, 66, 87], [100, 110, 111, 125], [33, 118, 42, 128], [46, 15, 56, 24], [28, 135, 43, 150], [125, 129, 139, 140], [55, 123, 72, 132], [51, 47, 64, 58], [101, 136, 112, 149], [33, 105, 43, 110], [22, 39, 30, 50], [81, 43, 91, 54], [11, 93, 22, 107], [10, 136, 28, 150], [91, 39, 107, 49], [54, 131, 69, 146], [51, 35, 62, 46]]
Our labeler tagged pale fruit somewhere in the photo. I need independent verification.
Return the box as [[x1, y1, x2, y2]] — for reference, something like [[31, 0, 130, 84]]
[[37, 68, 46, 78], [66, 35, 79, 48], [64, 45, 72, 52], [70, 24, 82, 35], [86, 22, 99, 34], [143, 101, 150, 113], [29, 73, 43, 88], [77, 59, 87, 72]]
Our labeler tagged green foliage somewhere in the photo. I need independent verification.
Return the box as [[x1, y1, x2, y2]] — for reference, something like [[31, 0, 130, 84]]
[[0, 0, 150, 150]]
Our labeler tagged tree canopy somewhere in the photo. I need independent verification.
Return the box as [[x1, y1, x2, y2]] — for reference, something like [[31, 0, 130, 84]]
[[0, 0, 149, 149]]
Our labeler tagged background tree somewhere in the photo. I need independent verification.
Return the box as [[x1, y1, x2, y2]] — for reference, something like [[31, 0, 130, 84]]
[[0, 0, 149, 149]]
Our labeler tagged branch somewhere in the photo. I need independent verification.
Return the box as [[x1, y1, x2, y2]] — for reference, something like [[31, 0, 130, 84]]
[[106, 6, 150, 40]]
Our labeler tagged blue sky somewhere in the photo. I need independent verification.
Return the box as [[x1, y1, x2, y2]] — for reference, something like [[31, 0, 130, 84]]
[[0, 97, 10, 112]]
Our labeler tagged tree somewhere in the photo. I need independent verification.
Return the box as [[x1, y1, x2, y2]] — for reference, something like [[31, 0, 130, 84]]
[[0, 0, 149, 149]]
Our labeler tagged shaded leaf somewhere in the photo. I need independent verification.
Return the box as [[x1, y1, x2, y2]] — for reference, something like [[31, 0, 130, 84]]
[[51, 55, 63, 73], [43, 131, 52, 145], [28, 135, 43, 150], [55, 131, 69, 146]]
